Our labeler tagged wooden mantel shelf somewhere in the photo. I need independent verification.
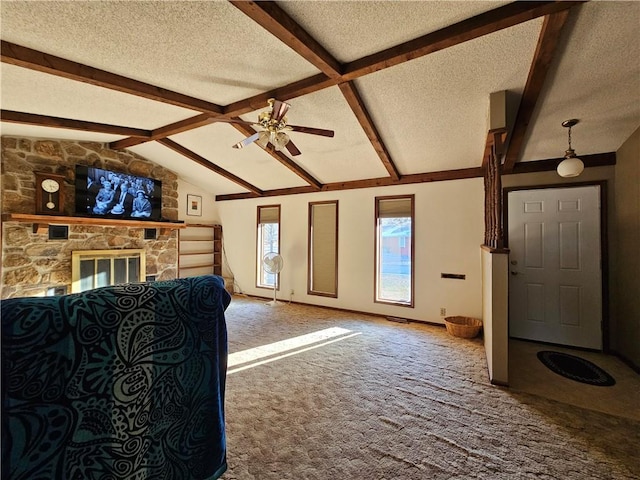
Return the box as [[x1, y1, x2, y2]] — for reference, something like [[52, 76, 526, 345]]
[[2, 213, 186, 235]]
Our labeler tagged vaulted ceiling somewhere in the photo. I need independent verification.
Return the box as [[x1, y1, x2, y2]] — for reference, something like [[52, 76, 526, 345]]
[[1, 1, 638, 201]]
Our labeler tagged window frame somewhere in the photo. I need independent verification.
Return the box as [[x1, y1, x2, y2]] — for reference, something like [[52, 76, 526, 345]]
[[374, 195, 415, 307], [307, 200, 339, 298], [256, 204, 281, 290]]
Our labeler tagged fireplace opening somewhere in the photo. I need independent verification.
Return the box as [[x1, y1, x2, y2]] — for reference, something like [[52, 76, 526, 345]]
[[71, 249, 146, 293]]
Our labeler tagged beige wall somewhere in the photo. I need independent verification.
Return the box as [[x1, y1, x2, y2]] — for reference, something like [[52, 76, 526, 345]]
[[481, 248, 509, 385], [177, 179, 220, 224], [612, 126, 640, 367], [215, 134, 639, 373], [218, 178, 485, 324]]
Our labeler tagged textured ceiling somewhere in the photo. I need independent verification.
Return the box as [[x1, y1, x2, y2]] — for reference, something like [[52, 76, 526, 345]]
[[1, 1, 639, 199]]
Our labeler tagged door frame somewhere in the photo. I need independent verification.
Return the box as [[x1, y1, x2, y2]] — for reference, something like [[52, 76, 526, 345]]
[[502, 180, 610, 352]]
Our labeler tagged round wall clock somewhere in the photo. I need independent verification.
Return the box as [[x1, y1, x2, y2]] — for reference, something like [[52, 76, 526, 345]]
[[35, 172, 66, 215]]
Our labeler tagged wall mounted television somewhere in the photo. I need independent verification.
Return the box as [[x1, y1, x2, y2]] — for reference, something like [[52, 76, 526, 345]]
[[75, 165, 162, 221]]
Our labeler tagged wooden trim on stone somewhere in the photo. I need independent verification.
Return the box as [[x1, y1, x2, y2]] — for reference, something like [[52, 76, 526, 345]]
[[2, 213, 186, 237]]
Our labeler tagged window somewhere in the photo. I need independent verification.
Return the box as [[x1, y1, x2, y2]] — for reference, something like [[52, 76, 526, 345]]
[[257, 205, 281, 288], [308, 201, 338, 297], [375, 195, 414, 306], [71, 249, 145, 293]]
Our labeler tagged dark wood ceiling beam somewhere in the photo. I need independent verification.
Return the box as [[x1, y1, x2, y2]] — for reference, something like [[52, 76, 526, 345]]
[[157, 138, 263, 195], [4, 2, 582, 154], [2, 1, 587, 197], [342, 1, 583, 81], [114, 74, 335, 148], [109, 114, 218, 150], [510, 152, 615, 174], [1, 110, 151, 138], [338, 82, 401, 181], [112, 1, 581, 187], [1, 40, 224, 115], [224, 74, 334, 117], [503, 9, 573, 172], [229, 1, 342, 79], [216, 151, 616, 201], [217, 166, 485, 201], [224, 2, 584, 118], [230, 122, 323, 190]]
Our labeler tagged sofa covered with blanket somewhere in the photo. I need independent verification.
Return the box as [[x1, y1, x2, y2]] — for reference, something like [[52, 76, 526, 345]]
[[2, 275, 230, 480]]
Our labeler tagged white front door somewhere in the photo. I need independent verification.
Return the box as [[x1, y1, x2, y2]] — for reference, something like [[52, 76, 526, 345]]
[[507, 186, 602, 349]]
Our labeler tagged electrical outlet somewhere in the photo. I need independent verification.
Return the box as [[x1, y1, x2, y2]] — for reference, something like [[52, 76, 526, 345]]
[[290, 289, 294, 296], [440, 307, 446, 316]]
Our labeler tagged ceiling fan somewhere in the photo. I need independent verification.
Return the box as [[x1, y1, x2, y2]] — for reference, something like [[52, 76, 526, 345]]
[[230, 98, 334, 156]]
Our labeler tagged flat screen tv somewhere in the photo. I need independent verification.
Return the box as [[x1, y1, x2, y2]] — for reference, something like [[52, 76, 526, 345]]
[[75, 165, 162, 221]]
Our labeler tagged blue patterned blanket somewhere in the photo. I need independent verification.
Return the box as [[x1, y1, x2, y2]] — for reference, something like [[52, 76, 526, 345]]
[[2, 275, 230, 480]]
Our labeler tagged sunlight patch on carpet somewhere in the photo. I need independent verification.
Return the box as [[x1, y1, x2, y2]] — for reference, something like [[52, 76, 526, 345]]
[[228, 327, 361, 374]]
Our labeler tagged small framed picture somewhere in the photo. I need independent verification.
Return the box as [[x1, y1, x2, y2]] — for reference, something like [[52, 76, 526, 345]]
[[186, 194, 202, 216]]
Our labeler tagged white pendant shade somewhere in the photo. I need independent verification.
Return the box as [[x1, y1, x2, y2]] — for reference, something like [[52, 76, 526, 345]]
[[558, 119, 584, 178], [557, 156, 584, 178]]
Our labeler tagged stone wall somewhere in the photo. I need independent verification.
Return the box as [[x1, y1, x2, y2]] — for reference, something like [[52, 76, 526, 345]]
[[1, 136, 180, 299]]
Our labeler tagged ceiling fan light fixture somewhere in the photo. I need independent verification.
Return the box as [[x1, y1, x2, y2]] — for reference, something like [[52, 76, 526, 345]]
[[258, 111, 271, 125], [557, 119, 584, 178], [273, 131, 290, 151], [256, 131, 270, 148], [229, 98, 334, 155]]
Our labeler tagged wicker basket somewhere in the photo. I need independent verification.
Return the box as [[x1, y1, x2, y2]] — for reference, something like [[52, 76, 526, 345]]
[[444, 316, 483, 338]]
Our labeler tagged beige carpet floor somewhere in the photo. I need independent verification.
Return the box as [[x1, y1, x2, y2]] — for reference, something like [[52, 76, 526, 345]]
[[222, 296, 640, 480]]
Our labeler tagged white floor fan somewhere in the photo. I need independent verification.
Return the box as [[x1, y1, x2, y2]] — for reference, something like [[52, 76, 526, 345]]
[[263, 252, 284, 306]]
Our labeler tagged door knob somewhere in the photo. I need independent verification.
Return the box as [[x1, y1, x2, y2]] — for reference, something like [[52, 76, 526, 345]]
[[511, 271, 518, 276]]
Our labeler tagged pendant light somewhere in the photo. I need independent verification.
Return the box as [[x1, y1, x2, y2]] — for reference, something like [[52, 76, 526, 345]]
[[557, 119, 584, 178]]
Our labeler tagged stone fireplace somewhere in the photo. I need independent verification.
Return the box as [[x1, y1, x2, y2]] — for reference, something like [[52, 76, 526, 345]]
[[1, 136, 180, 299]]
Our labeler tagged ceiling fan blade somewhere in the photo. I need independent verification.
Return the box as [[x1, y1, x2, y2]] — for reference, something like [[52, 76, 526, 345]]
[[288, 125, 335, 137], [271, 100, 290, 123], [232, 132, 260, 149], [285, 139, 301, 156]]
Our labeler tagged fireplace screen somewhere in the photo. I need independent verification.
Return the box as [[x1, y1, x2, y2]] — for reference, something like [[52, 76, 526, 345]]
[[71, 249, 145, 293]]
